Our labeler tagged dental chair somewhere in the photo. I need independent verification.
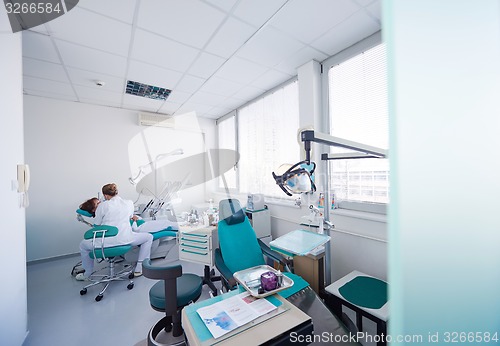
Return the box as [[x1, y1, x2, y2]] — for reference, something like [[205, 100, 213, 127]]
[[130, 218, 178, 261], [215, 198, 291, 291], [142, 258, 203, 345], [78, 224, 135, 302], [214, 199, 361, 345]]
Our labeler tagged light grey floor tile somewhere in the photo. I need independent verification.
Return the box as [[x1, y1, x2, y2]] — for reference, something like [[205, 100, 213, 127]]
[[24, 254, 219, 346]]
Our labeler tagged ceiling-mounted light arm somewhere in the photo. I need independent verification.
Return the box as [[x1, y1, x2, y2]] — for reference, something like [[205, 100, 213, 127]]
[[300, 130, 387, 161], [299, 129, 387, 287]]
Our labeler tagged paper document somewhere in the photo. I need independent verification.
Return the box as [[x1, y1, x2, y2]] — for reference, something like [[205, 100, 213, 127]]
[[196, 292, 277, 339]]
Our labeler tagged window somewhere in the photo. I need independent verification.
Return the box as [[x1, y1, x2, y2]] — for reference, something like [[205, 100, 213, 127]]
[[217, 112, 237, 190], [327, 42, 389, 204], [237, 80, 300, 198]]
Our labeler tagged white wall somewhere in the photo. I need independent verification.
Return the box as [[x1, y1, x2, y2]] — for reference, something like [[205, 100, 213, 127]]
[[0, 16, 28, 346], [385, 0, 500, 338], [24, 96, 216, 261]]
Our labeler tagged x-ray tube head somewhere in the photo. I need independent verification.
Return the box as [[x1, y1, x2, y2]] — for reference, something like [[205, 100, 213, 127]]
[[272, 161, 316, 196]]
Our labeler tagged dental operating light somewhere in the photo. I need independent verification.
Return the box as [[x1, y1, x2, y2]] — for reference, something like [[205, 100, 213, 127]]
[[272, 161, 316, 196], [272, 129, 387, 286]]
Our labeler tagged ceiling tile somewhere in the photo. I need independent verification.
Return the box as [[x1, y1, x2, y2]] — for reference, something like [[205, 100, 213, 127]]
[[214, 57, 267, 85], [269, 0, 360, 43], [189, 91, 228, 107], [220, 96, 245, 109], [198, 76, 244, 97], [233, 0, 288, 28], [23, 89, 78, 102], [235, 26, 305, 68], [166, 90, 192, 104], [122, 93, 165, 112], [55, 40, 128, 77], [311, 11, 380, 56], [175, 102, 214, 116], [366, 0, 382, 21], [204, 0, 239, 13], [250, 69, 291, 91], [274, 46, 328, 74], [74, 85, 123, 104], [188, 52, 226, 79], [175, 74, 206, 93], [23, 76, 76, 97], [67, 67, 125, 93], [47, 7, 132, 56], [137, 0, 226, 49], [127, 60, 183, 90], [22, 57, 69, 83], [204, 17, 256, 58], [77, 0, 137, 24], [231, 85, 265, 101], [353, 0, 379, 7], [22, 31, 60, 63], [205, 105, 233, 119], [159, 101, 182, 114], [131, 29, 200, 73]]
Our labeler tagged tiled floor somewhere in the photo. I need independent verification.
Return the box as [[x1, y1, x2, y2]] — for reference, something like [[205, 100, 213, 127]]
[[24, 254, 217, 346]]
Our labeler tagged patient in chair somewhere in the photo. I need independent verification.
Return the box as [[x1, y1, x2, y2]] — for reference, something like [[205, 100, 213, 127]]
[[79, 198, 179, 233], [77, 183, 152, 280]]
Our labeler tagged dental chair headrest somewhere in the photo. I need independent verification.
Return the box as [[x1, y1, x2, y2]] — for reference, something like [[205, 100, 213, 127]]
[[218, 199, 246, 225], [76, 209, 93, 218]]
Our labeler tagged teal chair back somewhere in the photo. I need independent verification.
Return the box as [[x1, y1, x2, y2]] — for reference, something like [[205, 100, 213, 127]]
[[218, 199, 265, 274]]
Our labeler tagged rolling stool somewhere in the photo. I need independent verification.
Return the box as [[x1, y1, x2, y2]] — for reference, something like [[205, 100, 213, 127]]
[[79, 225, 135, 301], [143, 258, 203, 345]]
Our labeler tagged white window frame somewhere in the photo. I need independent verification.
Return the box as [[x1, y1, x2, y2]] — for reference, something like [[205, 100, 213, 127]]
[[321, 31, 388, 214]]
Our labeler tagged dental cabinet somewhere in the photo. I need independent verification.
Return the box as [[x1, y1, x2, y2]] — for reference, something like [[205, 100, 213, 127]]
[[178, 224, 218, 267]]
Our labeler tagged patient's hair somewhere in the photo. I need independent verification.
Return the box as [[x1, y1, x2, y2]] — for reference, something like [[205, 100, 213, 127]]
[[102, 183, 118, 197], [79, 197, 99, 216]]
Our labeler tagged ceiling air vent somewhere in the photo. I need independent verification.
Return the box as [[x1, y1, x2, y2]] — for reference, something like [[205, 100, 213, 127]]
[[138, 112, 175, 127], [126, 80, 171, 101]]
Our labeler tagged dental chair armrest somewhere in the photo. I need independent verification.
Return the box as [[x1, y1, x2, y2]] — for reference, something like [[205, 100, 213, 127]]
[[258, 239, 292, 273], [214, 248, 237, 289]]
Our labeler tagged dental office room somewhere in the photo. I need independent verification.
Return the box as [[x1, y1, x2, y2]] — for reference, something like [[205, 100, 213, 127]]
[[2, 0, 500, 345]]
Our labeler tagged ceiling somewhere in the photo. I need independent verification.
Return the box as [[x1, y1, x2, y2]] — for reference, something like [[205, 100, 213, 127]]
[[21, 0, 381, 120]]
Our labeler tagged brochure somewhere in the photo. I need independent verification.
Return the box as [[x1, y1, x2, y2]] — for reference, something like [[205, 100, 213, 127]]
[[196, 291, 277, 339]]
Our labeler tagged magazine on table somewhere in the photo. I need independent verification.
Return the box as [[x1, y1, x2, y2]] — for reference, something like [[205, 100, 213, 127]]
[[196, 291, 277, 339]]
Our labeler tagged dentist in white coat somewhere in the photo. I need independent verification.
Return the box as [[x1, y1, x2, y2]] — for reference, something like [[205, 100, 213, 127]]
[[76, 183, 153, 280]]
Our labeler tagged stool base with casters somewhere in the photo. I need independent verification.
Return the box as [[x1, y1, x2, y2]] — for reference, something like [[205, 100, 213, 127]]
[[79, 225, 135, 302], [143, 259, 203, 345]]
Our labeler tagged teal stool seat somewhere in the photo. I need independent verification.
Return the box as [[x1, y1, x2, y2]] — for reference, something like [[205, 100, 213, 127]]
[[149, 274, 203, 310], [89, 245, 132, 259]]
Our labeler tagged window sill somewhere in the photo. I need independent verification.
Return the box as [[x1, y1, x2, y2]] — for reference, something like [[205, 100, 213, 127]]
[[331, 208, 387, 223]]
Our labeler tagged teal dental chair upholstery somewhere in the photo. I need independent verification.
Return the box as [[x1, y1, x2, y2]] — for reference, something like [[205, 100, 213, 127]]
[[143, 258, 203, 344], [130, 218, 178, 240], [215, 198, 291, 290], [78, 224, 135, 302]]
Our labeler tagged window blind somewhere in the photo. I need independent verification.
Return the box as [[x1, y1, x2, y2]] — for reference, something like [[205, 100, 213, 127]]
[[328, 43, 389, 204]]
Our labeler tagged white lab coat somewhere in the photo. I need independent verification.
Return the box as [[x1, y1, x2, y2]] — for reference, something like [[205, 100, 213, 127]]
[[93, 195, 135, 246]]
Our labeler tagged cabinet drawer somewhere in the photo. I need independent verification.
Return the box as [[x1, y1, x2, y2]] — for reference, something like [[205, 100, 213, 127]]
[[179, 246, 211, 265]]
